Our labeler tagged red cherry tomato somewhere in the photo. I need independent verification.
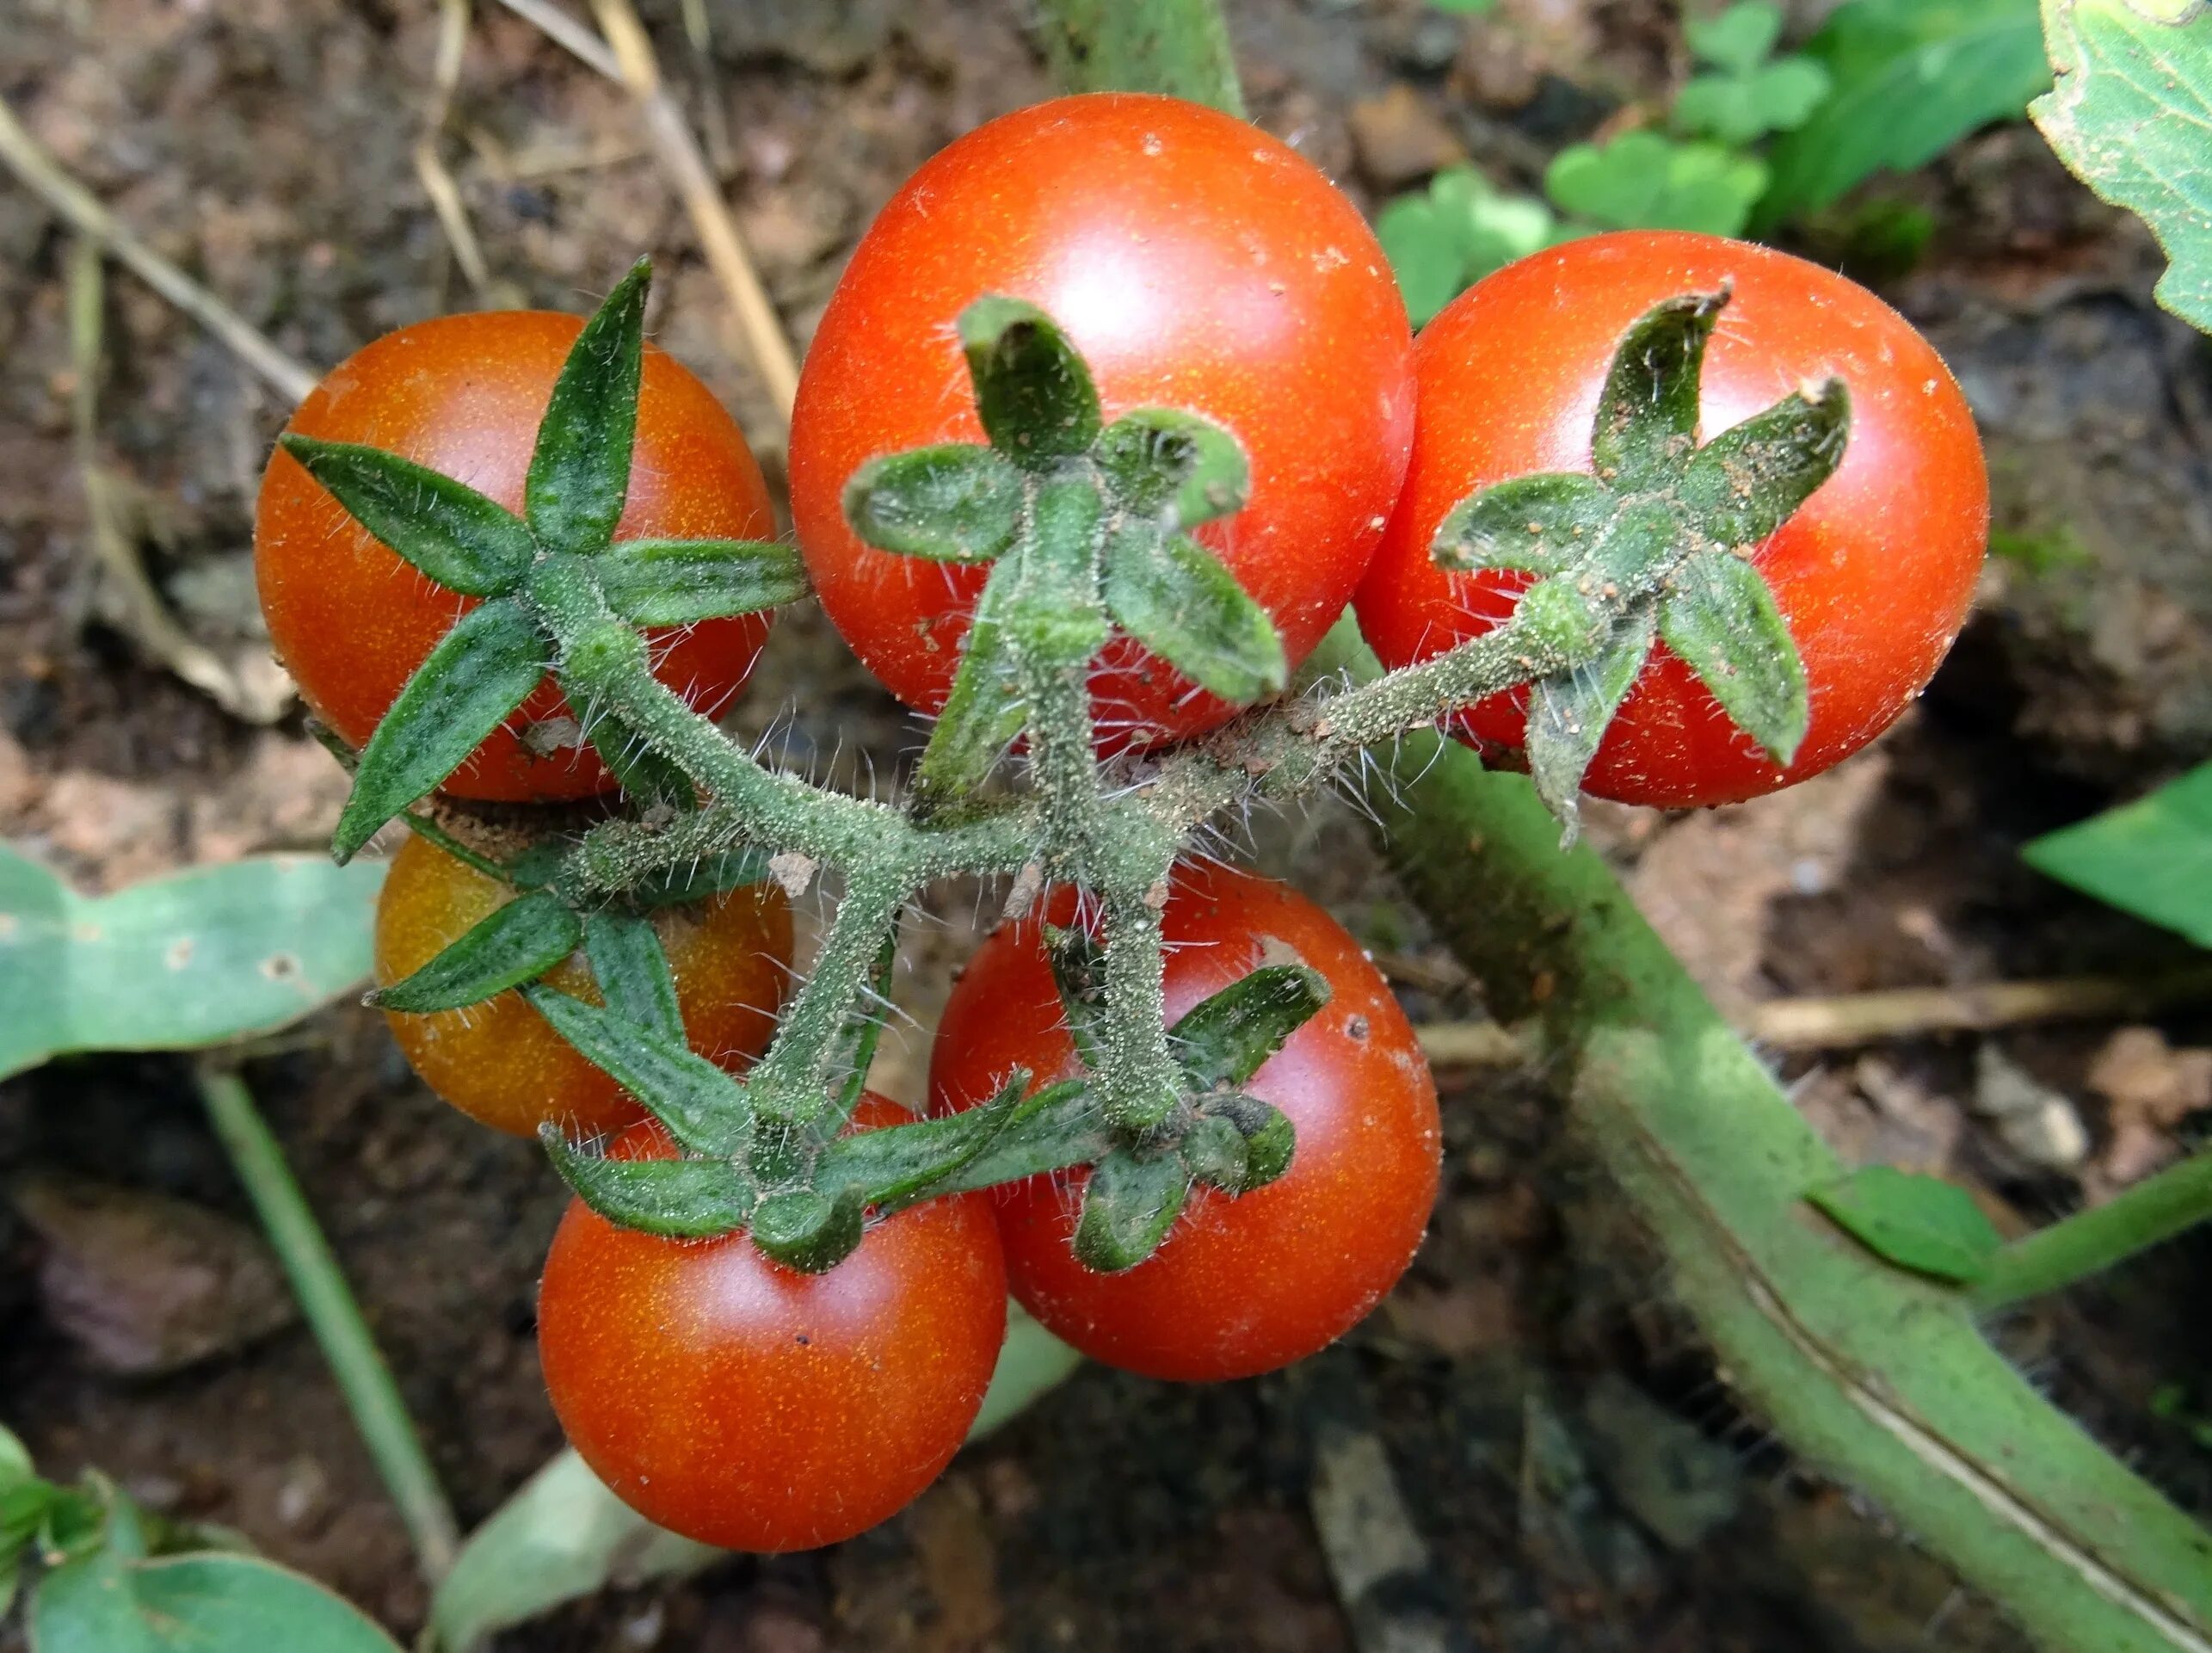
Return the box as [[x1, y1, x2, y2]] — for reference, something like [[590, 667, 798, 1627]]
[[536, 1099, 1007, 1552], [928, 865, 1439, 1382], [373, 834, 792, 1140], [1355, 231, 1988, 806], [256, 311, 776, 803], [790, 93, 1414, 749]]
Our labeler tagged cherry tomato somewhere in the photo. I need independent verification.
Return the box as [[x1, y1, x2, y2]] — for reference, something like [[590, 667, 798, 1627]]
[[373, 833, 792, 1139], [256, 311, 776, 802], [928, 864, 1439, 1382], [1355, 231, 1988, 807], [536, 1099, 1007, 1552], [790, 92, 1414, 749]]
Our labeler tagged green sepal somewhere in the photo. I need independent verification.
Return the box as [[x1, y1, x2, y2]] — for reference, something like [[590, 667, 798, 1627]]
[[595, 538, 807, 625], [913, 556, 1028, 807], [554, 681, 696, 811], [1167, 964, 1331, 1089], [1432, 472, 1617, 576], [1073, 1146, 1189, 1273], [541, 1128, 754, 1238], [1525, 601, 1658, 842], [1047, 928, 1108, 1072], [750, 1185, 866, 1274], [582, 910, 682, 1044], [1094, 408, 1251, 530], [1678, 380, 1851, 549], [1180, 1091, 1296, 1195], [842, 444, 1025, 563], [334, 600, 550, 862], [1589, 291, 1727, 490], [368, 889, 582, 1013], [527, 259, 649, 554], [958, 295, 1101, 467], [276, 436, 534, 597], [1101, 526, 1287, 706], [632, 848, 773, 908], [877, 1080, 1106, 1210], [821, 1070, 1035, 1206], [1659, 550, 1808, 766], [827, 932, 900, 1123], [1177, 1114, 1251, 1195], [521, 984, 749, 1155]]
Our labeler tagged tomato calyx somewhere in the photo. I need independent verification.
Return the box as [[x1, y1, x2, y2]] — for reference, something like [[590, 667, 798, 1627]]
[[838, 296, 1282, 811], [1433, 287, 1851, 837], [277, 260, 806, 861]]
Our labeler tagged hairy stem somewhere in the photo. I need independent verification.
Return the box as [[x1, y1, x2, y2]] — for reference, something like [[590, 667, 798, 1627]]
[[1975, 1151, 2212, 1312]]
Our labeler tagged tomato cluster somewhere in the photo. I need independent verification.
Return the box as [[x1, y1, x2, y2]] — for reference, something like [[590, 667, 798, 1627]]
[[256, 85, 1987, 1558]]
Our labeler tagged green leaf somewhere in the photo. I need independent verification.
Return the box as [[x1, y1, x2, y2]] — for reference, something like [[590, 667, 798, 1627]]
[[1758, 0, 2046, 229], [817, 1071, 1062, 1208], [554, 690, 696, 811], [842, 444, 1026, 563], [33, 1550, 402, 1653], [1590, 293, 1726, 491], [334, 600, 551, 862], [1674, 58, 1834, 145], [1808, 1165, 2001, 1284], [827, 933, 900, 1120], [541, 1131, 753, 1238], [1659, 550, 1808, 766], [632, 848, 773, 909], [595, 538, 807, 625], [369, 889, 580, 1014], [1094, 409, 1251, 530], [1377, 169, 1570, 327], [1432, 472, 1617, 576], [958, 296, 1102, 468], [914, 557, 1029, 806], [0, 1426, 29, 1490], [0, 847, 383, 1082], [1687, 1, 1784, 73], [1546, 131, 1768, 237], [1101, 526, 1287, 706], [1678, 380, 1852, 548], [275, 437, 534, 598], [527, 259, 649, 554], [523, 984, 750, 1155], [1072, 1148, 1190, 1273], [1526, 601, 1658, 838], [2034, 0, 2212, 333], [582, 910, 683, 1044], [2022, 761, 2212, 948], [1167, 965, 1331, 1089]]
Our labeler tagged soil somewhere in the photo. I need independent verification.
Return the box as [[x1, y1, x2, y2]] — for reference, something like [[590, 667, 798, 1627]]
[[3, 2, 2209, 1650]]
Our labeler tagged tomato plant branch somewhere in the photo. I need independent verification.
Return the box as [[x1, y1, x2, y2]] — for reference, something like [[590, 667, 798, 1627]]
[[1975, 1150, 2212, 1313]]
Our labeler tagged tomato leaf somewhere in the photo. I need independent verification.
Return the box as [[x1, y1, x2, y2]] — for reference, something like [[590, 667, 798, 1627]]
[[369, 889, 581, 1014], [842, 444, 1026, 563], [541, 1131, 754, 1238], [523, 984, 750, 1155], [1167, 964, 1331, 1090], [958, 295, 1101, 468], [2022, 761, 2212, 948], [1658, 551, 1808, 767], [914, 557, 1029, 807], [1807, 1165, 2000, 1284], [1678, 380, 1852, 549], [1101, 526, 1287, 706], [595, 537, 807, 624], [1589, 291, 1727, 490], [1523, 601, 1657, 841], [1094, 408, 1251, 531], [1073, 1147, 1189, 1273], [1432, 472, 1617, 576], [276, 436, 535, 598], [333, 600, 551, 862], [32, 1549, 403, 1653], [582, 910, 682, 1044], [527, 259, 649, 555]]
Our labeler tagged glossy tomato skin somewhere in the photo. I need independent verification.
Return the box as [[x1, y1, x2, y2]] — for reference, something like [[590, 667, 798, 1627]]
[[929, 865, 1440, 1382], [373, 834, 792, 1138], [791, 93, 1414, 749], [537, 1100, 1007, 1552], [1355, 231, 1988, 807], [257, 311, 776, 803]]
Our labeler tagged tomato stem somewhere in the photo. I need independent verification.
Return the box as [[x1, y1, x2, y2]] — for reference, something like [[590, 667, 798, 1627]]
[[1973, 1149, 2212, 1311]]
